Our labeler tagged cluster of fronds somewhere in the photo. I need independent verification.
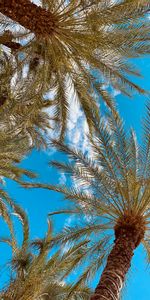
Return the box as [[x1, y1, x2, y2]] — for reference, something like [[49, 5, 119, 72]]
[[0, 127, 37, 230], [0, 55, 40, 186], [0, 0, 150, 139], [0, 50, 53, 149], [0, 205, 91, 300]]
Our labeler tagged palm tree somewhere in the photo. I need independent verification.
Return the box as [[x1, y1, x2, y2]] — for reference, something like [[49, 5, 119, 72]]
[[0, 204, 91, 300], [1, 0, 150, 139], [27, 103, 150, 299]]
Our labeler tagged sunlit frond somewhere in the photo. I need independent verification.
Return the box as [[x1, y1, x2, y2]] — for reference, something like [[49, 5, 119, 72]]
[[0, 0, 150, 139]]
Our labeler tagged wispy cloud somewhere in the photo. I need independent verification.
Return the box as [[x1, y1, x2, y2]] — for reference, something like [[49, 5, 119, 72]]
[[67, 92, 92, 157], [59, 173, 67, 185], [112, 89, 121, 97]]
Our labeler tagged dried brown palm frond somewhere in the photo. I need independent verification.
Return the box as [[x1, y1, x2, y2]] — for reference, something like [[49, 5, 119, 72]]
[[24, 102, 150, 299], [0, 205, 91, 300], [0, 0, 150, 139]]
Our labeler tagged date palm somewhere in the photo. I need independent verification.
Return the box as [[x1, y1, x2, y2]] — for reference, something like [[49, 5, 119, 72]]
[[0, 0, 150, 139], [28, 103, 150, 299], [0, 205, 91, 300]]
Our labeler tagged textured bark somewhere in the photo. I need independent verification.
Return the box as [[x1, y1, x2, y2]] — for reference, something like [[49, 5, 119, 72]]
[[90, 230, 139, 300], [90, 213, 146, 300], [0, 0, 58, 36]]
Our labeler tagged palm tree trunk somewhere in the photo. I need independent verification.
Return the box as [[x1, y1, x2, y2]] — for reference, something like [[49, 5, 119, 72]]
[[0, 0, 57, 36], [90, 233, 136, 300]]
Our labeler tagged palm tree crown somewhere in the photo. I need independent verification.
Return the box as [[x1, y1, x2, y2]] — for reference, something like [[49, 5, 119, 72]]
[[40, 103, 150, 299], [0, 205, 91, 300], [0, 0, 150, 139]]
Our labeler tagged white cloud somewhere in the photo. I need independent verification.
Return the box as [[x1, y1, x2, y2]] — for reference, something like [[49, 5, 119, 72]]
[[59, 173, 67, 185], [112, 89, 121, 97], [67, 96, 92, 157], [32, 0, 41, 5], [43, 74, 96, 159], [64, 215, 75, 227], [44, 74, 93, 157]]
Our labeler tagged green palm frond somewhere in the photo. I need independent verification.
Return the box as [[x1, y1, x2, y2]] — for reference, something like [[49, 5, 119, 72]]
[[53, 71, 69, 141], [0, 189, 21, 253]]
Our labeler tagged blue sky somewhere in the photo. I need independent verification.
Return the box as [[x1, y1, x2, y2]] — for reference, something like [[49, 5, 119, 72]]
[[1, 55, 150, 298]]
